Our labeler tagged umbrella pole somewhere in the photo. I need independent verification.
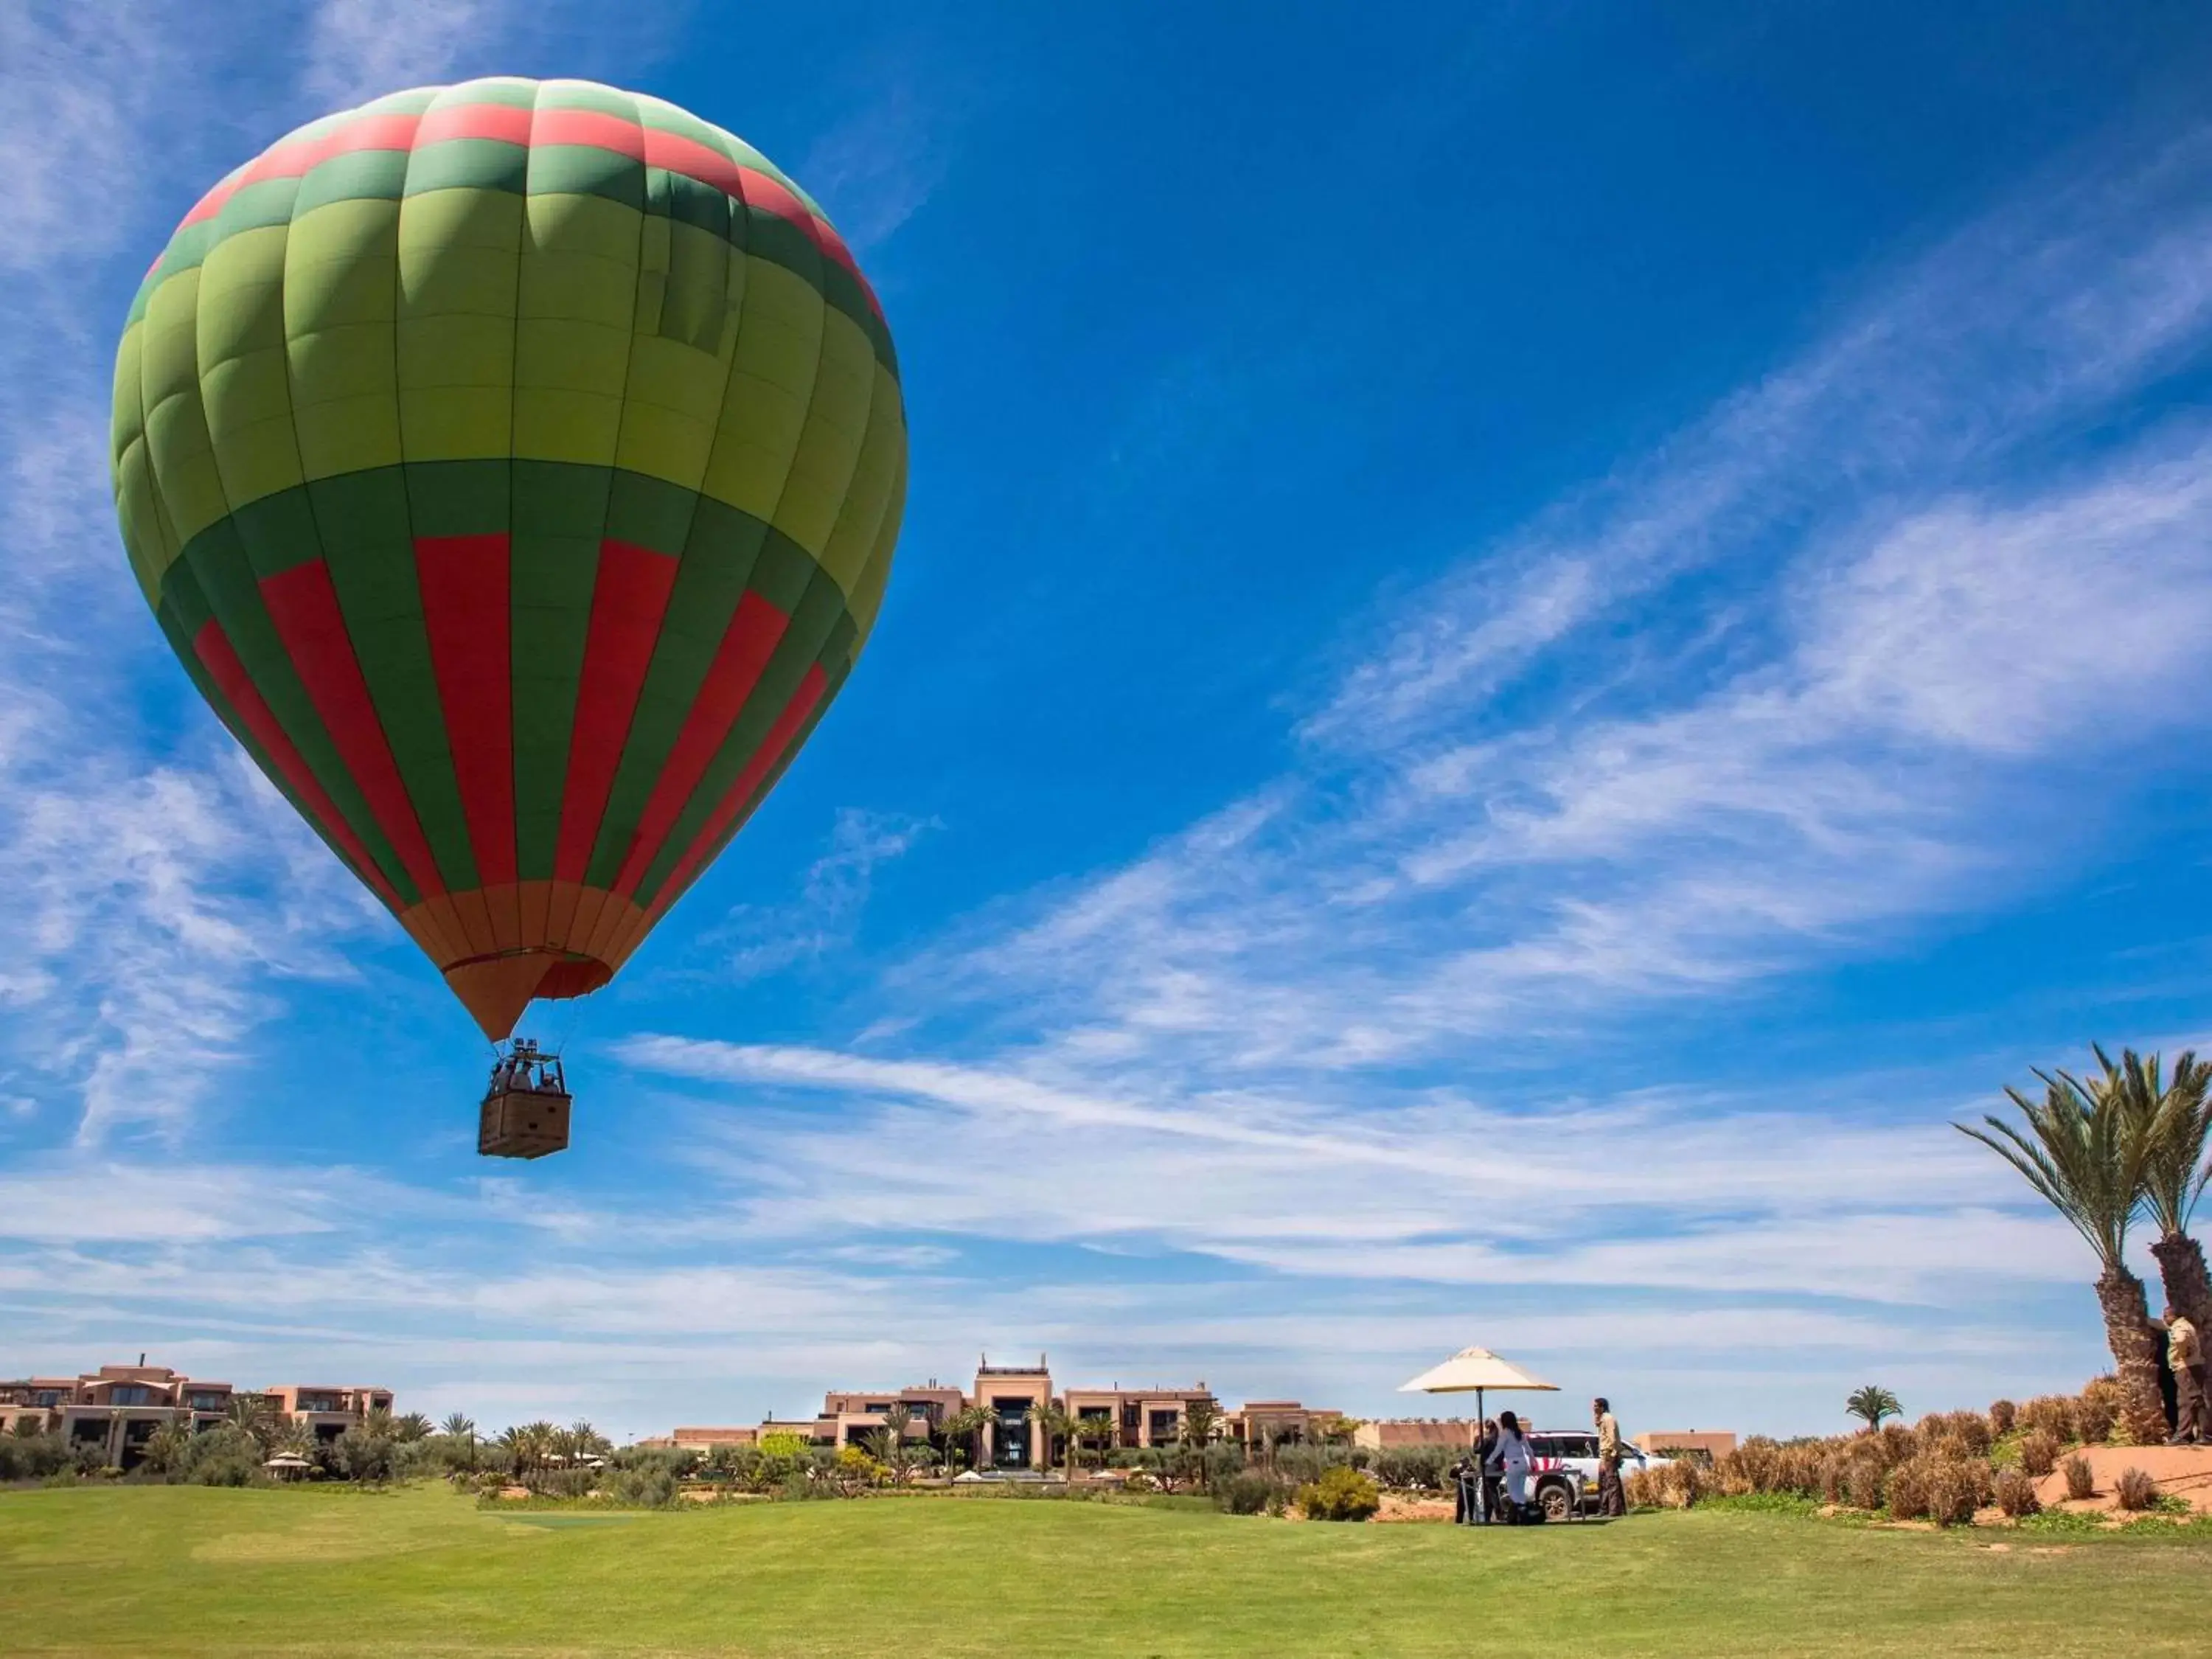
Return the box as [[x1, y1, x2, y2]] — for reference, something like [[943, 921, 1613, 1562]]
[[1475, 1386, 1486, 1524]]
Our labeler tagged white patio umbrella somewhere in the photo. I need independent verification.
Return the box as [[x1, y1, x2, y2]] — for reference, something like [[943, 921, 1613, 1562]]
[[1399, 1346, 1559, 1523]]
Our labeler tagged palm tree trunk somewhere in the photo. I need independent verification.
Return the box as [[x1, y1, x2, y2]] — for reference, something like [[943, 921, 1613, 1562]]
[[2147, 1231, 2212, 1332], [2095, 1265, 2171, 1444]]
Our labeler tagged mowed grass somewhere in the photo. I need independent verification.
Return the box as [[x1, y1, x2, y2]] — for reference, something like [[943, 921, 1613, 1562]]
[[4, 1484, 2210, 1657]]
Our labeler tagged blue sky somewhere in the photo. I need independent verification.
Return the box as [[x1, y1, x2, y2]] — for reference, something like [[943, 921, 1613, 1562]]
[[6, 0, 2212, 1441]]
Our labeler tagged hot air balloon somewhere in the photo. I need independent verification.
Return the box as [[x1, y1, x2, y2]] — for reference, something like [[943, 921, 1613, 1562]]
[[110, 79, 906, 1155]]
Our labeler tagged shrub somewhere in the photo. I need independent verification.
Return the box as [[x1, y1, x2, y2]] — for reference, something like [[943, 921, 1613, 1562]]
[[2062, 1455, 2095, 1501], [2070, 1380, 2124, 1451], [2017, 1397, 2075, 1442], [1989, 1399, 2017, 1436], [599, 1464, 679, 1509], [2114, 1467, 2159, 1512], [1884, 1455, 1933, 1520], [1927, 1411, 1992, 1458], [1842, 1455, 1888, 1512], [1632, 1460, 1705, 1510], [0, 1433, 77, 1484], [1926, 1457, 1993, 1526], [1371, 1447, 1451, 1492], [2017, 1431, 2061, 1478], [1214, 1471, 1291, 1516], [1993, 1468, 2040, 1518], [1295, 1466, 1380, 1522]]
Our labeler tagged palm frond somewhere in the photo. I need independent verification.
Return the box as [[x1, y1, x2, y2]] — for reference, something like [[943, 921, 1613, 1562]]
[[1956, 1058, 2151, 1270]]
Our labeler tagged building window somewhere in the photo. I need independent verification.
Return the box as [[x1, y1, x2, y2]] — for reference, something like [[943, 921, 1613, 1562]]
[[108, 1386, 152, 1407], [1149, 1410, 1181, 1443]]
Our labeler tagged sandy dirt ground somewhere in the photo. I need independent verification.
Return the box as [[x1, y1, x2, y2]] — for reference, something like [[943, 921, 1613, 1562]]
[[2031, 1444, 2212, 1514]]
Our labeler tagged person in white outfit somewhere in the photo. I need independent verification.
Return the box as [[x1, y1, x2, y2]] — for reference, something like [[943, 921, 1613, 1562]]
[[1495, 1411, 1533, 1518]]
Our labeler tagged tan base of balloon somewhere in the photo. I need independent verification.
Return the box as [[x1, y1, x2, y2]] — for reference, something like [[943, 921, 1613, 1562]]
[[400, 882, 649, 1040]]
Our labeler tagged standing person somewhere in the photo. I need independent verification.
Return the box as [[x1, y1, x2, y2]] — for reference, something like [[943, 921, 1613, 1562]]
[[1475, 1417, 1500, 1523], [1450, 1451, 1475, 1525], [1495, 1411, 1532, 1521], [2166, 1305, 2205, 1445], [1593, 1397, 1627, 1518]]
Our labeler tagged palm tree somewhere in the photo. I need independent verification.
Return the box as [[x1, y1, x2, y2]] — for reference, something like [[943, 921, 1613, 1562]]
[[1844, 1385, 1900, 1432], [227, 1394, 276, 1452], [1959, 1060, 2168, 1443], [2111, 1048, 2212, 1335], [1026, 1402, 1081, 1478], [939, 1405, 992, 1474], [441, 1413, 479, 1471], [392, 1412, 434, 1443], [142, 1420, 195, 1477]]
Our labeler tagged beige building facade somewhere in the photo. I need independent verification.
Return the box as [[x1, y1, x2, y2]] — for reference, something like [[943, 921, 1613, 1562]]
[[656, 1354, 1343, 1470], [0, 1362, 393, 1470]]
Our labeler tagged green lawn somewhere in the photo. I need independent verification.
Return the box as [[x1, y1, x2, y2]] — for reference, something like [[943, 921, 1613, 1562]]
[[2, 1484, 2207, 1657]]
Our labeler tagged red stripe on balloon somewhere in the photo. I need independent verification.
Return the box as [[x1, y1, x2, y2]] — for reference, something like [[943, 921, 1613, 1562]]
[[611, 590, 790, 899], [530, 108, 649, 160], [414, 534, 517, 888], [191, 618, 404, 912], [181, 113, 422, 226], [258, 560, 446, 900], [653, 662, 827, 909], [170, 100, 877, 316], [553, 539, 681, 885], [417, 102, 534, 147]]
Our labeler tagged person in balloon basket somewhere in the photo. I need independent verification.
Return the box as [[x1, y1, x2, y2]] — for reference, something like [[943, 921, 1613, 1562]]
[[1594, 1397, 1627, 1517], [2166, 1305, 2205, 1444]]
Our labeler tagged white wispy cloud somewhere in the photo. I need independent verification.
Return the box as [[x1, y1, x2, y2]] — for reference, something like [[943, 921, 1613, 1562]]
[[798, 77, 951, 253], [882, 131, 2212, 1076], [698, 807, 933, 982]]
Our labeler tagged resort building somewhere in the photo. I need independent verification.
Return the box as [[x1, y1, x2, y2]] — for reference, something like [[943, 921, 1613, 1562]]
[[653, 1354, 1343, 1470], [0, 1361, 394, 1470]]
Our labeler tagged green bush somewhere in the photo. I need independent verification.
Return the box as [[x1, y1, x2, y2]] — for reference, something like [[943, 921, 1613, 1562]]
[[0, 1433, 76, 1484], [1295, 1466, 1380, 1523], [1371, 1447, 1450, 1491], [599, 1464, 679, 1509], [1214, 1472, 1292, 1515]]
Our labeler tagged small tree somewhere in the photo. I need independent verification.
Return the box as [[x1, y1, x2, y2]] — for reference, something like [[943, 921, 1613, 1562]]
[[938, 1405, 992, 1474], [141, 1421, 195, 1478], [1845, 1386, 1902, 1432], [440, 1413, 479, 1471]]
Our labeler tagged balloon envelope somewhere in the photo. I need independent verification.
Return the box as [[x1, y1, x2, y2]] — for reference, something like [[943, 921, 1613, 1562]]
[[111, 79, 906, 1038]]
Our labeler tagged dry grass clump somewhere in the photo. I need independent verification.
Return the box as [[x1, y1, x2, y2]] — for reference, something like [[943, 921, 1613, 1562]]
[[1713, 1438, 1827, 1500], [2113, 1467, 2159, 1512], [2073, 1382, 2118, 1447], [1988, 1399, 2017, 1436], [2016, 1431, 2061, 1478], [2062, 1455, 2096, 1501], [1992, 1467, 2039, 1518], [2017, 1396, 2075, 1441], [1885, 1453, 1991, 1526], [1628, 1460, 1707, 1509], [1917, 1411, 1993, 1458]]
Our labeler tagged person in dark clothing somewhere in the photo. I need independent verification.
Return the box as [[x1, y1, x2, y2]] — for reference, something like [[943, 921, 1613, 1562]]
[[1475, 1417, 1500, 1523], [1450, 1453, 1475, 1524]]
